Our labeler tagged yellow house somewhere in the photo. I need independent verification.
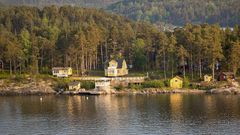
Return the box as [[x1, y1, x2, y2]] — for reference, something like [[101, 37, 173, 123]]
[[68, 82, 81, 91], [105, 59, 128, 77], [204, 75, 212, 82], [52, 67, 72, 77], [170, 76, 183, 89]]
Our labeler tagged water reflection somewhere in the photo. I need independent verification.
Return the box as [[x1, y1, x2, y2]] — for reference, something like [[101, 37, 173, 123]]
[[0, 94, 240, 134]]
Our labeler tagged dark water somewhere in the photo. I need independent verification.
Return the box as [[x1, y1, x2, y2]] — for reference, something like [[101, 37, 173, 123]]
[[0, 94, 240, 135]]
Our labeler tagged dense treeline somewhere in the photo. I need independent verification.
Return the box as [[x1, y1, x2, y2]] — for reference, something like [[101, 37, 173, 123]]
[[0, 6, 240, 80], [108, 0, 240, 27], [0, 0, 120, 8]]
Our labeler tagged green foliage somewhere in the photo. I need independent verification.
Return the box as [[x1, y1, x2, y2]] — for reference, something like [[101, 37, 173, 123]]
[[129, 84, 143, 90], [183, 78, 190, 88], [108, 0, 240, 27], [133, 38, 147, 70], [81, 81, 95, 90], [0, 6, 239, 80], [142, 80, 165, 88], [114, 85, 124, 91], [164, 79, 170, 87], [55, 78, 70, 90], [1, 0, 119, 8]]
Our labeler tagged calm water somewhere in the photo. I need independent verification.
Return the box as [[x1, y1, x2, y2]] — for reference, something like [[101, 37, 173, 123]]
[[0, 94, 240, 135]]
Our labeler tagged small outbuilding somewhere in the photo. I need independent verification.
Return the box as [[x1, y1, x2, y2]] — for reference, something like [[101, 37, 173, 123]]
[[204, 75, 212, 82], [218, 72, 235, 81], [68, 81, 81, 91], [52, 67, 72, 78], [95, 78, 111, 93], [170, 76, 183, 89]]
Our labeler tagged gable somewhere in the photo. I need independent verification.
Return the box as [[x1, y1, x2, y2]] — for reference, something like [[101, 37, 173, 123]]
[[109, 60, 118, 67]]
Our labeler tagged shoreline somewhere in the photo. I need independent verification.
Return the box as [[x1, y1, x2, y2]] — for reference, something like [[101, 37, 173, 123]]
[[1, 79, 240, 96], [1, 87, 240, 96]]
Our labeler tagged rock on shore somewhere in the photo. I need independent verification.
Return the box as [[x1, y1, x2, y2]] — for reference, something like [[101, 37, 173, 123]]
[[0, 80, 56, 95], [208, 87, 240, 94], [116, 88, 206, 94]]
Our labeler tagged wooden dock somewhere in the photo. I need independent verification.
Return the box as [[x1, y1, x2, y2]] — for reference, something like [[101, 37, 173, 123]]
[[62, 89, 106, 95]]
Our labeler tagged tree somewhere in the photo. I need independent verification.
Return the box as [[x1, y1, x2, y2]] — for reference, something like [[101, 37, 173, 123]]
[[157, 32, 168, 79], [168, 34, 177, 77], [133, 38, 147, 70], [206, 25, 224, 81], [230, 41, 240, 75], [177, 45, 188, 78]]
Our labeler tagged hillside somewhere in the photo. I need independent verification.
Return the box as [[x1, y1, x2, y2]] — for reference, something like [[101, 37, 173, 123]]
[[0, 0, 120, 8], [107, 0, 240, 27]]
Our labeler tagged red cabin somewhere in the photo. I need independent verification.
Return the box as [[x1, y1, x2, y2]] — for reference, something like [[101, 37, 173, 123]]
[[218, 72, 235, 81]]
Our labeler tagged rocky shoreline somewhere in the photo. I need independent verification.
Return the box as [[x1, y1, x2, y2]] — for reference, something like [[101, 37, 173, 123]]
[[1, 80, 240, 96], [1, 86, 240, 96], [114, 88, 206, 95], [0, 80, 56, 96]]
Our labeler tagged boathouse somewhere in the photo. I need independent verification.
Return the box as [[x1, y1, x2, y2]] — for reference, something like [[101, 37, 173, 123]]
[[170, 76, 183, 89], [68, 81, 81, 91], [95, 78, 111, 93]]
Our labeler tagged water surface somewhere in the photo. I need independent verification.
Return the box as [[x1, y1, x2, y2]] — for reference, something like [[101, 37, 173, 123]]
[[0, 94, 240, 134]]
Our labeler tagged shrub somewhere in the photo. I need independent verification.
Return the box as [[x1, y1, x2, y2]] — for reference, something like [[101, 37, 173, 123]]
[[55, 78, 70, 91], [183, 78, 190, 88], [129, 84, 143, 90], [142, 80, 165, 88], [13, 74, 25, 82], [164, 79, 170, 87], [115, 85, 124, 91], [81, 81, 95, 90]]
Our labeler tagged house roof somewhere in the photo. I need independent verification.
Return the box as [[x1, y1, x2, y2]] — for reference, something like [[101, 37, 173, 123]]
[[221, 72, 234, 76], [173, 76, 183, 81], [117, 59, 124, 68], [105, 58, 126, 69], [52, 67, 71, 70]]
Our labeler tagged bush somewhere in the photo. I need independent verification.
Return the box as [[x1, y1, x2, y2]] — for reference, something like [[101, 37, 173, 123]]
[[81, 81, 95, 90], [164, 79, 170, 87], [129, 84, 143, 90], [142, 80, 165, 88], [183, 78, 190, 88], [115, 85, 124, 91], [0, 72, 11, 79], [55, 78, 70, 91], [13, 74, 25, 82]]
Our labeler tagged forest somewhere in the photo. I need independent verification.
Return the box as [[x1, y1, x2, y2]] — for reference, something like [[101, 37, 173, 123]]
[[108, 0, 240, 27], [0, 6, 240, 80], [0, 0, 120, 7], [1, 0, 239, 27]]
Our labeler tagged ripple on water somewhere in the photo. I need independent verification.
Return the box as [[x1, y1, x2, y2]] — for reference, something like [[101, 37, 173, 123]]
[[0, 94, 240, 134]]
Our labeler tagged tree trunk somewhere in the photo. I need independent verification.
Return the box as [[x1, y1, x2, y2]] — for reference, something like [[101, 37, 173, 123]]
[[101, 44, 104, 68], [171, 55, 174, 78], [163, 48, 166, 79], [183, 59, 186, 79], [9, 60, 12, 75], [212, 61, 215, 82], [76, 56, 79, 76], [199, 59, 202, 79], [190, 53, 194, 80], [0, 60, 3, 72], [13, 60, 16, 74]]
